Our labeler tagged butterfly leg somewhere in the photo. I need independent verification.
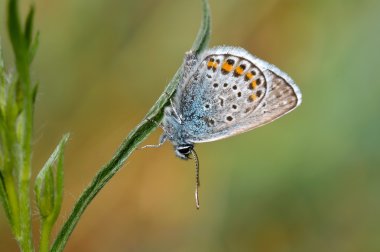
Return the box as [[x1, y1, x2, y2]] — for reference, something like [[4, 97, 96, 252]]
[[163, 91, 183, 124], [140, 134, 168, 149], [169, 98, 183, 123]]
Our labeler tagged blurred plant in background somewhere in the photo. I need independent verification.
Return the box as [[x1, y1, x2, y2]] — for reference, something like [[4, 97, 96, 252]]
[[0, 0, 69, 251], [1, 0, 211, 251]]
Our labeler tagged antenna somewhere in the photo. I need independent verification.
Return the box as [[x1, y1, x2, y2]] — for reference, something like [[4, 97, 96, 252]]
[[191, 149, 200, 209]]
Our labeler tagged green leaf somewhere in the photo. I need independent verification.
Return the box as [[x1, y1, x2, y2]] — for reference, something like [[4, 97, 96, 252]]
[[50, 133, 66, 223], [14, 78, 23, 114], [0, 40, 4, 74], [0, 40, 5, 106], [0, 44, 5, 117], [35, 167, 55, 218], [191, 0, 211, 54], [51, 1, 212, 251], [7, 0, 24, 64], [29, 31, 39, 63], [0, 173, 12, 223], [15, 111, 24, 142], [24, 5, 35, 48], [34, 134, 69, 219], [32, 82, 38, 105]]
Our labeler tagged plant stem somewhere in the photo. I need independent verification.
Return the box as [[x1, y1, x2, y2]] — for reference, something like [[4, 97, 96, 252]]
[[18, 168, 33, 252], [15, 36, 34, 252], [39, 218, 53, 252], [1, 122, 21, 236], [18, 93, 34, 251], [3, 171, 20, 236], [19, 75, 34, 252]]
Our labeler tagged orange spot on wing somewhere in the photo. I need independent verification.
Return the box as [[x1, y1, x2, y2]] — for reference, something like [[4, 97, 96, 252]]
[[245, 72, 253, 80], [250, 80, 257, 89], [249, 94, 257, 101], [234, 66, 244, 75], [222, 62, 233, 72], [208, 62, 218, 71]]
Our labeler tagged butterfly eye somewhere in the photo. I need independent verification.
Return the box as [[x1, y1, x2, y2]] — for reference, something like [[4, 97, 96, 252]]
[[177, 146, 191, 155]]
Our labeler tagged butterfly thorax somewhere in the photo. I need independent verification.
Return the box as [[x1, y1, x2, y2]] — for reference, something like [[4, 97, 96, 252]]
[[162, 108, 195, 159]]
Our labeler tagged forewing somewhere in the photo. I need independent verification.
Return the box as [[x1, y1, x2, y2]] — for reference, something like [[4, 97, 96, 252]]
[[174, 46, 302, 143]]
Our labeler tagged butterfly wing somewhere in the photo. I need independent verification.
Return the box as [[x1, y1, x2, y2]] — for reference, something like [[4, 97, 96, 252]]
[[172, 46, 302, 143]]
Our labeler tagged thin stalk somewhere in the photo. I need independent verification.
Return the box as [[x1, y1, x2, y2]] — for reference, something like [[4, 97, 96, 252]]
[[18, 161, 33, 252], [1, 122, 21, 236], [19, 73, 34, 252], [2, 171, 20, 236], [39, 218, 53, 252]]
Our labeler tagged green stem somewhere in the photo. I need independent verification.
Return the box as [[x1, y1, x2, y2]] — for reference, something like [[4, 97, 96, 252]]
[[19, 70, 34, 252], [39, 218, 53, 252], [3, 171, 20, 236], [18, 171, 33, 252], [14, 35, 34, 252], [1, 124, 21, 235]]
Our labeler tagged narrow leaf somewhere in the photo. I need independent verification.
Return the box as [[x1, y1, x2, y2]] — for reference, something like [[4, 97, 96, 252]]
[[35, 134, 69, 219], [50, 133, 66, 222], [29, 31, 39, 63], [24, 5, 35, 48], [0, 174, 12, 223], [15, 111, 25, 142], [32, 83, 38, 105], [0, 42, 5, 114], [0, 40, 4, 73], [7, 0, 24, 62], [191, 0, 211, 54], [35, 167, 55, 218]]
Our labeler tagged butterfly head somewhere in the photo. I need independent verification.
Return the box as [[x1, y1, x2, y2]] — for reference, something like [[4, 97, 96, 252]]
[[174, 144, 194, 160]]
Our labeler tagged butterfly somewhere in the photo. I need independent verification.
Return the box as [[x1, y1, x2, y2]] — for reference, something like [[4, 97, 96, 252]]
[[146, 46, 302, 208]]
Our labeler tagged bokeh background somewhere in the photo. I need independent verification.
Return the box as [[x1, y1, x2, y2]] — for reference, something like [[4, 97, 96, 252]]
[[1, 0, 380, 251]]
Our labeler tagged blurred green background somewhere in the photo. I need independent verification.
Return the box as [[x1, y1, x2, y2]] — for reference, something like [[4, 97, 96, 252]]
[[1, 0, 380, 251]]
